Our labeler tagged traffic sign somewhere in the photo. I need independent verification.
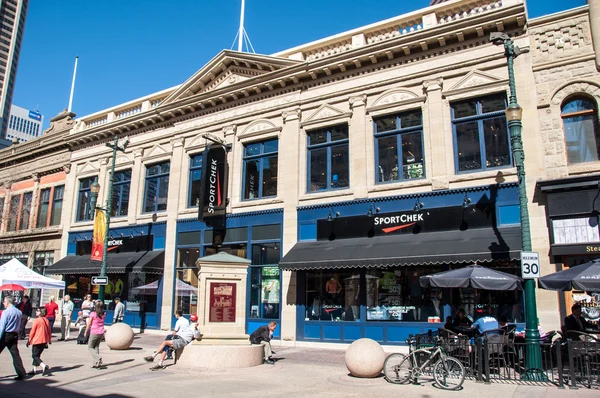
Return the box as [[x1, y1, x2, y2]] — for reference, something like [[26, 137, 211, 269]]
[[521, 252, 540, 279], [91, 276, 108, 286]]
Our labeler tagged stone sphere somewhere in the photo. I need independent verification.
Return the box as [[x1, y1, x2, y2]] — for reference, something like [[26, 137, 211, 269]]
[[104, 323, 134, 350], [345, 338, 385, 378]]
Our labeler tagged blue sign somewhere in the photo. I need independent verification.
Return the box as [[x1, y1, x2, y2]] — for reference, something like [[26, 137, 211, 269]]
[[28, 111, 41, 121]]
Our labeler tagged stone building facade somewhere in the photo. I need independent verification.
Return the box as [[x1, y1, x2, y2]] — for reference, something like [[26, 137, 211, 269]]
[[0, 0, 599, 342]]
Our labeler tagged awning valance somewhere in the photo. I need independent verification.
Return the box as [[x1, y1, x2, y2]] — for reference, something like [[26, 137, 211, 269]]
[[47, 251, 165, 275], [279, 227, 521, 271]]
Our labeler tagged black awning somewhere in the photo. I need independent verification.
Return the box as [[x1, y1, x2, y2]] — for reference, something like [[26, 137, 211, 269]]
[[47, 251, 165, 275], [279, 227, 521, 270]]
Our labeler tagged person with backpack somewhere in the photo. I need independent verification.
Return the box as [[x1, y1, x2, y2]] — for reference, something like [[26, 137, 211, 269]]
[[26, 307, 52, 377], [84, 302, 106, 369]]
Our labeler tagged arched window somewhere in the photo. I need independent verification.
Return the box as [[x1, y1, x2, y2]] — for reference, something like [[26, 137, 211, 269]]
[[561, 96, 600, 164]]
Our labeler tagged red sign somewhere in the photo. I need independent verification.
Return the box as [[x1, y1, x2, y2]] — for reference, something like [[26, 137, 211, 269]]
[[91, 210, 106, 262], [209, 282, 236, 322]]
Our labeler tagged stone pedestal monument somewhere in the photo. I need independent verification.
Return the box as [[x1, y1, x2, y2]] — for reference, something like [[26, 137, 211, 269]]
[[176, 252, 264, 368]]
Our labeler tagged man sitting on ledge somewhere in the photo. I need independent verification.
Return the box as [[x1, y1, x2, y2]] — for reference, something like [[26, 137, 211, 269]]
[[249, 321, 277, 365], [144, 314, 200, 371]]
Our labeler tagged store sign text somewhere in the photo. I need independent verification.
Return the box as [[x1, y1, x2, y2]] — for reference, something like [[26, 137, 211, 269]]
[[374, 214, 424, 225]]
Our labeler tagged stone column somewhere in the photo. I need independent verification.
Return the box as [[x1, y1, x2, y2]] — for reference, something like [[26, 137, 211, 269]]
[[280, 109, 301, 343], [29, 173, 39, 228], [160, 137, 185, 330], [127, 148, 144, 224], [59, 164, 74, 257], [423, 78, 448, 189], [349, 95, 368, 197], [589, 0, 600, 70]]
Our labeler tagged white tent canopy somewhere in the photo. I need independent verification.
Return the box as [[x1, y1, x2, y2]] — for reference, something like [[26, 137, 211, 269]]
[[0, 258, 65, 290]]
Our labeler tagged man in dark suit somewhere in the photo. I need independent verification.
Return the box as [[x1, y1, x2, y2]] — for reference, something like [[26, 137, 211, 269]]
[[564, 304, 595, 332], [249, 321, 277, 365], [18, 296, 32, 339]]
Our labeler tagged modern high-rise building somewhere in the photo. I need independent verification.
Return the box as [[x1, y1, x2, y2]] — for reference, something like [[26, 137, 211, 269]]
[[0, 0, 29, 139], [6, 104, 42, 143]]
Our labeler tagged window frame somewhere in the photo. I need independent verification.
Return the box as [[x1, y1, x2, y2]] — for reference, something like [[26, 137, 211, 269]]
[[36, 187, 51, 228], [561, 96, 600, 165], [76, 176, 96, 222], [50, 185, 64, 226], [143, 162, 170, 213], [450, 94, 512, 174], [188, 153, 202, 208], [242, 139, 279, 200], [111, 169, 131, 217], [306, 124, 350, 193], [373, 109, 425, 184]]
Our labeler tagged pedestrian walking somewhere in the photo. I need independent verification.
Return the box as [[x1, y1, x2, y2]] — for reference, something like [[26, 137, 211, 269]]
[[0, 296, 27, 380], [59, 295, 74, 341], [112, 297, 125, 324], [44, 296, 58, 337], [85, 301, 106, 368], [18, 295, 32, 339], [26, 307, 51, 376]]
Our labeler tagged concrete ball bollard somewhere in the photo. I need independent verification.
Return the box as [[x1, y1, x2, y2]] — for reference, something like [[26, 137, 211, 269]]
[[345, 338, 386, 378], [104, 323, 134, 350]]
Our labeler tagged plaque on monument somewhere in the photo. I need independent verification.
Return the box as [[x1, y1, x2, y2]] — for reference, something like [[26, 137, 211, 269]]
[[209, 282, 236, 322]]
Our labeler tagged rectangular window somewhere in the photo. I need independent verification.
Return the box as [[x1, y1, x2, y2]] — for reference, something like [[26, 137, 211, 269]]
[[188, 154, 202, 208], [307, 124, 349, 192], [111, 169, 131, 217], [242, 139, 278, 200], [76, 177, 96, 221], [305, 270, 361, 321], [451, 94, 510, 173], [374, 110, 425, 183], [144, 162, 170, 213], [6, 194, 21, 231], [36, 188, 50, 227], [19, 192, 32, 230], [50, 185, 64, 226]]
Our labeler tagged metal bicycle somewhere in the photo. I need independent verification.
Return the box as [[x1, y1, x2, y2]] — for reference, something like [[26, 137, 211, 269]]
[[384, 335, 466, 390]]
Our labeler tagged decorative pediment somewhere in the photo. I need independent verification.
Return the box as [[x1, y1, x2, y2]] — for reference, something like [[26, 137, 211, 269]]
[[448, 70, 503, 91], [302, 104, 350, 127], [369, 89, 421, 111], [114, 153, 133, 166], [160, 50, 300, 105], [238, 119, 281, 141], [143, 144, 170, 160], [77, 161, 99, 175]]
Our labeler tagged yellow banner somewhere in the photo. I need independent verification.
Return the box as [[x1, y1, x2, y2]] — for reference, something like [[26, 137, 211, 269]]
[[91, 209, 106, 261]]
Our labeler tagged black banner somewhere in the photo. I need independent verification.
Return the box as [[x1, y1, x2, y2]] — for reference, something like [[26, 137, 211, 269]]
[[316, 204, 497, 241], [198, 145, 228, 221]]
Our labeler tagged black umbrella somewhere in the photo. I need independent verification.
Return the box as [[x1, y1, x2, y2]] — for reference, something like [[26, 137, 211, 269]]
[[420, 264, 523, 291], [538, 259, 600, 291]]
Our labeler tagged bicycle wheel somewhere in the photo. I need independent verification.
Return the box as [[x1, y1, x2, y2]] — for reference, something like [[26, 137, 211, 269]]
[[433, 356, 465, 390], [383, 353, 411, 384]]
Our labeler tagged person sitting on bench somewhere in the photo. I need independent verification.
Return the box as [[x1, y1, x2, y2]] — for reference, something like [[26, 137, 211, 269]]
[[249, 321, 277, 365], [144, 314, 200, 370]]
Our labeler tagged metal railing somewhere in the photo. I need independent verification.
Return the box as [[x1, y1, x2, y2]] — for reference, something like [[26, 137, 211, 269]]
[[411, 332, 600, 389]]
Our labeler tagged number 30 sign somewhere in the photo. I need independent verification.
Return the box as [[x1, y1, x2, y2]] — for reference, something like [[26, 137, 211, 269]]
[[521, 252, 540, 279]]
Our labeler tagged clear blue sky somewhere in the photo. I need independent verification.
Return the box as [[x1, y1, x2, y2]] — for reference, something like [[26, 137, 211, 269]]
[[13, 0, 586, 130]]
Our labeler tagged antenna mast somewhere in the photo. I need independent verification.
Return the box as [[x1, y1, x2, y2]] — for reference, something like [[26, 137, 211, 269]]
[[232, 0, 255, 53], [68, 56, 79, 112]]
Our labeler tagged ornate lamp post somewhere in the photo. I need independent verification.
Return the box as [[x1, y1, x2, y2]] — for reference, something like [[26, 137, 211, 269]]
[[88, 135, 129, 302], [490, 32, 543, 379]]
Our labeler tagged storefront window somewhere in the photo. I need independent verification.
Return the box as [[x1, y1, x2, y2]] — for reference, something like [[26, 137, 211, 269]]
[[248, 242, 281, 319], [175, 248, 200, 314], [365, 266, 524, 322], [305, 270, 361, 321]]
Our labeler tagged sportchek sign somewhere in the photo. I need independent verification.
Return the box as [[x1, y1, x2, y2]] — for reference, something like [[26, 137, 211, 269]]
[[316, 203, 496, 240], [198, 144, 228, 221]]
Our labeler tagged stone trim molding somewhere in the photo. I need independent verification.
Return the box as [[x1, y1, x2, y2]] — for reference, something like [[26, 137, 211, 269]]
[[237, 119, 282, 141], [301, 104, 352, 128], [549, 80, 600, 107], [366, 88, 423, 113]]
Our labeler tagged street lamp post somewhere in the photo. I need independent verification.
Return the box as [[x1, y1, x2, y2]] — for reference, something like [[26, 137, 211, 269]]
[[490, 32, 543, 379], [89, 135, 129, 302]]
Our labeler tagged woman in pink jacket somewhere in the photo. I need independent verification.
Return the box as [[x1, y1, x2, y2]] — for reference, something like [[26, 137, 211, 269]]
[[27, 307, 52, 376]]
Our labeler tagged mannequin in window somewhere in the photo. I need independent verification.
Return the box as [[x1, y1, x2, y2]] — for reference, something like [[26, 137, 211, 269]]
[[410, 272, 422, 321], [325, 276, 342, 298], [430, 287, 442, 318]]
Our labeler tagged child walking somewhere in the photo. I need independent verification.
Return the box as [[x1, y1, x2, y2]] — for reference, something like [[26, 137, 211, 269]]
[[85, 301, 106, 368]]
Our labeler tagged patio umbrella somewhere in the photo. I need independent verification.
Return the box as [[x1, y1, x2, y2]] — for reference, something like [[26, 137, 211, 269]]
[[419, 264, 523, 291], [537, 259, 600, 291], [0, 283, 25, 291]]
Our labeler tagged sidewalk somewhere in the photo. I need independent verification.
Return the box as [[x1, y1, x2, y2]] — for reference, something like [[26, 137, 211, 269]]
[[0, 332, 598, 397]]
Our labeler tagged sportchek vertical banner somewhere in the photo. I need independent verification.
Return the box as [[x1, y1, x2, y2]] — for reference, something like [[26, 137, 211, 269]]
[[91, 209, 106, 261], [198, 144, 228, 221]]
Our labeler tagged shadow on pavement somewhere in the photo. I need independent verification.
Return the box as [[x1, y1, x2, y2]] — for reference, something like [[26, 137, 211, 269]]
[[0, 377, 131, 398], [47, 364, 84, 374], [101, 359, 135, 367]]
